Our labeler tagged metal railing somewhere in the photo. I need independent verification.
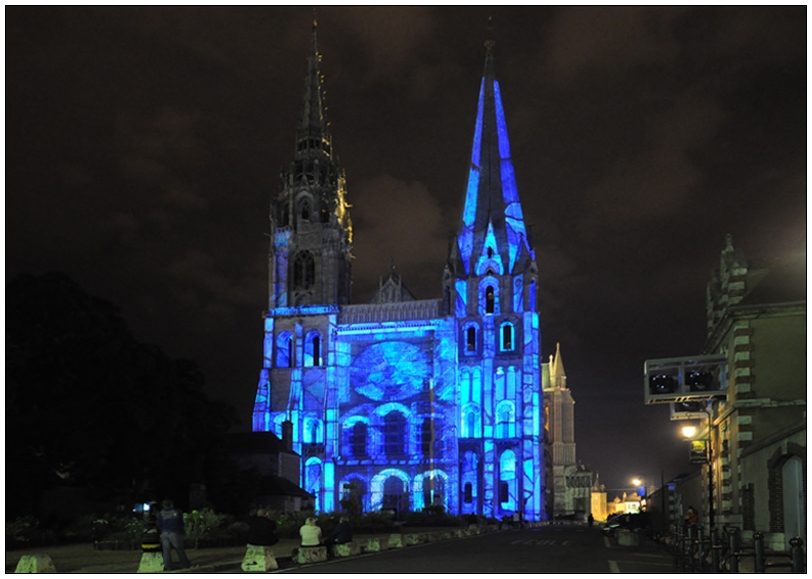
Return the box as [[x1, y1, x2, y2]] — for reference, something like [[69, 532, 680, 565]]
[[669, 524, 805, 573]]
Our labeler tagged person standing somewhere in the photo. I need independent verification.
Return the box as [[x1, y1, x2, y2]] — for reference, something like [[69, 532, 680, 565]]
[[157, 499, 191, 570]]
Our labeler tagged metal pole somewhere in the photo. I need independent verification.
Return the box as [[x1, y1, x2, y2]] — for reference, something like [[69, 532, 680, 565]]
[[789, 536, 805, 573], [754, 531, 766, 573]]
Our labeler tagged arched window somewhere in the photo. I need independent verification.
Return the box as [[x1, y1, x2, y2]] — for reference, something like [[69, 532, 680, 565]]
[[383, 412, 406, 459], [304, 417, 322, 443], [464, 482, 473, 503], [293, 252, 315, 290], [466, 326, 477, 353], [496, 401, 515, 438], [350, 422, 368, 458], [501, 322, 514, 351], [305, 331, 322, 366], [300, 199, 311, 221], [485, 286, 495, 314], [499, 450, 517, 510], [276, 332, 293, 368]]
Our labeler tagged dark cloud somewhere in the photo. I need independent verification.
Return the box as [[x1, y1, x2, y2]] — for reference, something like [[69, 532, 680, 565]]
[[6, 6, 805, 495]]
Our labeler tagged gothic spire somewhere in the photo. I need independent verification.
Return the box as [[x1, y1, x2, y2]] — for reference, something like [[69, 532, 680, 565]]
[[297, 17, 331, 158], [455, 32, 533, 276], [550, 342, 566, 387]]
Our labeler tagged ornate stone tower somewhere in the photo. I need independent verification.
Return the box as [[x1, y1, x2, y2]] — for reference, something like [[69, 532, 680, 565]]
[[446, 39, 544, 520], [268, 20, 352, 310]]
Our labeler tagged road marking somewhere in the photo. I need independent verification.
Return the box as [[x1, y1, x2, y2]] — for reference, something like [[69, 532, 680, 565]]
[[608, 560, 620, 573]]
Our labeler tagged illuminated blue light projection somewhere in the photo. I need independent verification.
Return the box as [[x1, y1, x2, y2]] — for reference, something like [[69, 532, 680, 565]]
[[253, 37, 544, 521]]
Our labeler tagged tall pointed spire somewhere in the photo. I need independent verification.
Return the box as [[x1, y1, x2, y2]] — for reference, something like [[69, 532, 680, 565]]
[[455, 31, 533, 276], [297, 16, 331, 158], [550, 342, 567, 389]]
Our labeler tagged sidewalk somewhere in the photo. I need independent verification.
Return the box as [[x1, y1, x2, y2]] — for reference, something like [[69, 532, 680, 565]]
[[5, 529, 476, 574]]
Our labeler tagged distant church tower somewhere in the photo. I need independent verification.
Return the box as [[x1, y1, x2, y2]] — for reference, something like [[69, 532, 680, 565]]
[[543, 343, 592, 519], [253, 25, 545, 520]]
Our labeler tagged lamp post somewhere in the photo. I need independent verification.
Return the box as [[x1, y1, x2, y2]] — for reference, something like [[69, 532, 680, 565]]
[[682, 411, 715, 530]]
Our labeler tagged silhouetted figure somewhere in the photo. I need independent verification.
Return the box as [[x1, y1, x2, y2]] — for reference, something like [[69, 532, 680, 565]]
[[157, 499, 191, 570], [327, 516, 352, 545], [246, 508, 279, 547]]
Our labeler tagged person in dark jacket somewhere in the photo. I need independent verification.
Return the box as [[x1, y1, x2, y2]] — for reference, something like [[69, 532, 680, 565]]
[[326, 516, 353, 545], [246, 508, 279, 547], [156, 499, 191, 570]]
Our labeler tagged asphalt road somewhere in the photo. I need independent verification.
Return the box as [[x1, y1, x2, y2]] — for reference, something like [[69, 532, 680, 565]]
[[267, 526, 674, 574]]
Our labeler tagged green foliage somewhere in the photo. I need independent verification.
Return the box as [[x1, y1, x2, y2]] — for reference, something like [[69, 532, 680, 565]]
[[183, 508, 229, 544], [6, 516, 40, 541]]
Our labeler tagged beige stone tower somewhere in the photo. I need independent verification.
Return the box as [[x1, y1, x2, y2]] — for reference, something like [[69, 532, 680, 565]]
[[543, 343, 592, 519]]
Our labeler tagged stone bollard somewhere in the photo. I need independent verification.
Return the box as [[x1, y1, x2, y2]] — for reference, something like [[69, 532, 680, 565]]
[[364, 536, 389, 552], [388, 534, 404, 548], [296, 545, 328, 564], [332, 541, 361, 557], [404, 533, 423, 546], [241, 544, 279, 572], [14, 554, 56, 573], [137, 551, 164, 573]]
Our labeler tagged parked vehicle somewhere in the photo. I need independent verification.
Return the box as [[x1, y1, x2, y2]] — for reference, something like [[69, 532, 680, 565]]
[[602, 512, 652, 537]]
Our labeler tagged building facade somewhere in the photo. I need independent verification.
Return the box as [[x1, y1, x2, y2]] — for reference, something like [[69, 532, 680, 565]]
[[650, 235, 805, 550], [252, 27, 545, 520], [703, 234, 806, 550]]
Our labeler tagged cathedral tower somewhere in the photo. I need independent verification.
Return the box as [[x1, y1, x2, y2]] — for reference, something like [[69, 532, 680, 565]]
[[448, 39, 544, 520], [269, 20, 352, 310]]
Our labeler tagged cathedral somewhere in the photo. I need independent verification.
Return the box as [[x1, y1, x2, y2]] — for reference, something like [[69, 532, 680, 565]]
[[252, 24, 546, 521]]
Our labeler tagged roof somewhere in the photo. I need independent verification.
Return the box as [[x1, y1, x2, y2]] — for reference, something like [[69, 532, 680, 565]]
[[226, 431, 294, 455]]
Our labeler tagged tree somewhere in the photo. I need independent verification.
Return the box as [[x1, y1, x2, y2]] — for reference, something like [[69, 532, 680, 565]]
[[6, 272, 237, 519]]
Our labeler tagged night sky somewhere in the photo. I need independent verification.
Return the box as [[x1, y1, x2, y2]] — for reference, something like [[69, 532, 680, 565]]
[[6, 7, 806, 498]]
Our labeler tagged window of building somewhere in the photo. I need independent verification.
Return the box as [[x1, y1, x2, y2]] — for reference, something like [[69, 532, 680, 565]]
[[305, 331, 322, 366], [496, 401, 515, 438], [276, 332, 293, 368], [350, 422, 368, 458], [485, 286, 495, 314], [293, 252, 315, 290], [466, 326, 477, 352], [464, 482, 473, 503], [383, 412, 406, 458], [501, 322, 514, 351]]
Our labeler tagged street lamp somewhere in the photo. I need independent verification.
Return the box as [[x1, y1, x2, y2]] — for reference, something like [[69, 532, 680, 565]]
[[681, 414, 714, 529]]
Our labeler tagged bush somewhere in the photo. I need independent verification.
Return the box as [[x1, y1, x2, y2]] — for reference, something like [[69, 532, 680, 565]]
[[6, 516, 40, 542], [183, 508, 229, 547]]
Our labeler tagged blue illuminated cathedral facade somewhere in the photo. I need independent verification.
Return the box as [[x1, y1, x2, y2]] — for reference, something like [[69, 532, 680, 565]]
[[253, 27, 545, 521]]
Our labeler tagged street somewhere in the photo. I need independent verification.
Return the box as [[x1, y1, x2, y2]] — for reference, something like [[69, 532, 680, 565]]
[[221, 525, 674, 574]]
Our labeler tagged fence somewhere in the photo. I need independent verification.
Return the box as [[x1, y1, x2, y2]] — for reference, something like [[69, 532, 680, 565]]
[[670, 524, 805, 573]]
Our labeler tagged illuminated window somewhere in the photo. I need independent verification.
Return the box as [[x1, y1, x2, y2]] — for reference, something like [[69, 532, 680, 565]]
[[383, 412, 407, 458], [304, 417, 323, 443], [496, 401, 515, 438], [293, 252, 315, 289], [485, 286, 495, 314], [276, 332, 293, 368], [500, 322, 514, 351], [350, 422, 368, 458], [305, 331, 322, 366]]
